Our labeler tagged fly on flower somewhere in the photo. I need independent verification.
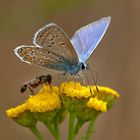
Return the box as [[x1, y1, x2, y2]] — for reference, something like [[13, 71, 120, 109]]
[[20, 74, 52, 94], [14, 17, 111, 77]]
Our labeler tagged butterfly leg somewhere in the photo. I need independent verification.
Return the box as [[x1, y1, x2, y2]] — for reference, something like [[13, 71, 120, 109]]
[[79, 70, 95, 96], [77, 71, 86, 85]]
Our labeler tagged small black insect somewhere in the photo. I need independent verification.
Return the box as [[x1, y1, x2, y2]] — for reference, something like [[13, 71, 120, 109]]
[[20, 74, 52, 94]]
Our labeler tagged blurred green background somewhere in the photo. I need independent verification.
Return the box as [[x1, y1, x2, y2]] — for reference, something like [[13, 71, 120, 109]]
[[1, 0, 140, 140]]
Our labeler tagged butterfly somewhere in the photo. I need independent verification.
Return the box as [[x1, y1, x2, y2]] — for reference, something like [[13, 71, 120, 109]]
[[14, 17, 111, 75]]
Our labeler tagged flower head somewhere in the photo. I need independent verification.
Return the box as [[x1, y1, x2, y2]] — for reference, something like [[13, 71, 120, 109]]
[[6, 103, 37, 127], [6, 85, 62, 126], [86, 97, 107, 112], [6, 81, 120, 134], [60, 81, 93, 98], [90, 85, 120, 109], [6, 103, 27, 118], [59, 81, 119, 122], [27, 88, 61, 113]]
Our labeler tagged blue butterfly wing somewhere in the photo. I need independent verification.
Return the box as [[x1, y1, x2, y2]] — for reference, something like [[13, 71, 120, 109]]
[[71, 17, 111, 62]]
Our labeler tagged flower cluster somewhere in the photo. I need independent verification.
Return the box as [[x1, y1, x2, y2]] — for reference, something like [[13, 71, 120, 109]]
[[6, 81, 119, 140]]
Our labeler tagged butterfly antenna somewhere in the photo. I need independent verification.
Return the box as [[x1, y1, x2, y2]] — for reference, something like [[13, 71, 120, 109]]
[[80, 70, 94, 96], [88, 66, 99, 92]]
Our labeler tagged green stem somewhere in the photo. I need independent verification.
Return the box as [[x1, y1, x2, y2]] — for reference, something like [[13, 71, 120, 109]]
[[82, 118, 96, 140], [68, 112, 76, 140], [54, 116, 62, 140], [74, 120, 84, 135], [30, 126, 45, 140], [43, 121, 57, 138]]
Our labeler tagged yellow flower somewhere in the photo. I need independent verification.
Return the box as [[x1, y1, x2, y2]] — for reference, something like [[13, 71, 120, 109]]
[[6, 103, 27, 118], [86, 97, 107, 112], [60, 82, 119, 112], [59, 82, 119, 122], [6, 85, 61, 118], [6, 104, 37, 127], [6, 82, 119, 124], [91, 86, 120, 98], [90, 85, 120, 109], [60, 81, 93, 98], [27, 92, 61, 113]]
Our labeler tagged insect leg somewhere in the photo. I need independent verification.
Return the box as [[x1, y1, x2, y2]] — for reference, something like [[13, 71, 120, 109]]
[[28, 83, 34, 94]]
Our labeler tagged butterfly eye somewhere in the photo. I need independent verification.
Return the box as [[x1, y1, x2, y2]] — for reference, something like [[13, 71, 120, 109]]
[[81, 63, 86, 70]]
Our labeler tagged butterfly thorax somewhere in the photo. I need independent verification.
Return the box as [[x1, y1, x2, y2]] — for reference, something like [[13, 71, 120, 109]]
[[66, 62, 86, 75]]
